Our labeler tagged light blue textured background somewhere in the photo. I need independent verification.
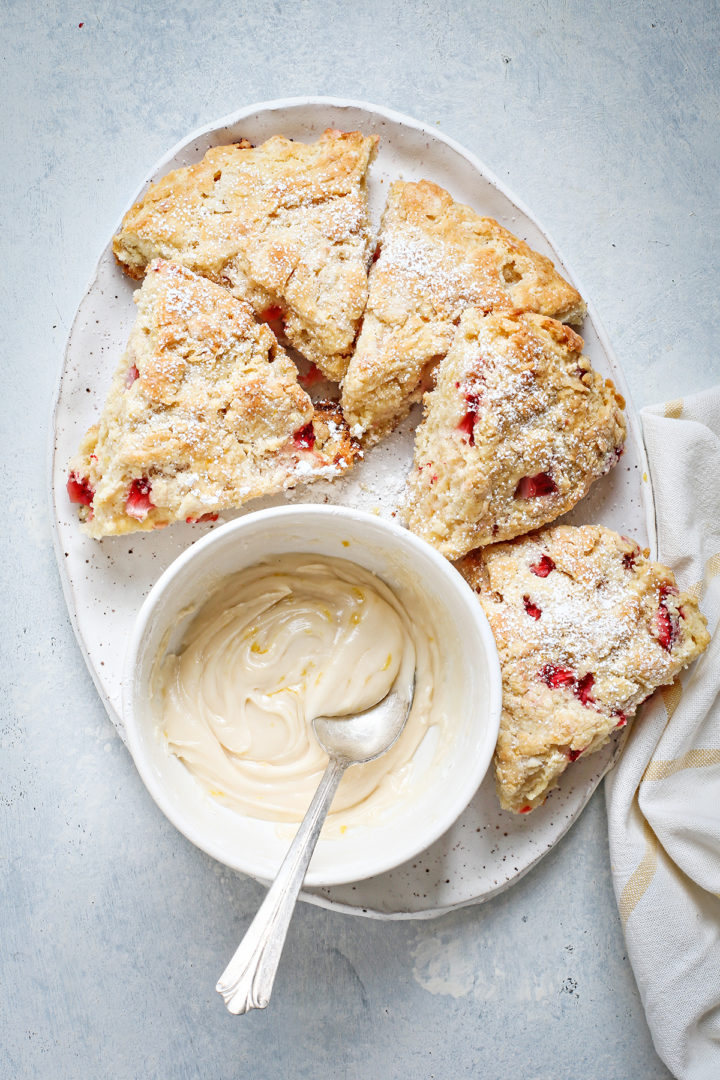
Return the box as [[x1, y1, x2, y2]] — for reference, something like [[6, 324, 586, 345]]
[[3, 2, 719, 1077]]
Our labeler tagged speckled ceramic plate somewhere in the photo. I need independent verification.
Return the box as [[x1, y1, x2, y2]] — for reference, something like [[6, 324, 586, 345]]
[[50, 98, 655, 920]]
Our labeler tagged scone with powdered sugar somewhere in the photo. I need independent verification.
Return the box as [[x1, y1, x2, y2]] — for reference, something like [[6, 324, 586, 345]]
[[403, 308, 626, 559], [113, 129, 378, 381], [458, 525, 710, 814], [67, 261, 359, 538], [341, 179, 586, 442]]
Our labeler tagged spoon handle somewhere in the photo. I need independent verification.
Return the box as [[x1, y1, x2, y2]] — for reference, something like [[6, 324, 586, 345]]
[[216, 757, 347, 1014]]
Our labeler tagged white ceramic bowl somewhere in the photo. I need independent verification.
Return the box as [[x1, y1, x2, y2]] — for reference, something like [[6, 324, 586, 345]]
[[122, 506, 502, 887]]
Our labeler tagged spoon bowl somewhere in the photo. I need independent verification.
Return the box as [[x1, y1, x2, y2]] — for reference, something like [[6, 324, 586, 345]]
[[312, 672, 416, 765]]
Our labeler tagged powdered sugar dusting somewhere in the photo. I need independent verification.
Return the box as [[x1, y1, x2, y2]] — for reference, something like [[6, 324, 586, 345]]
[[292, 458, 342, 481], [506, 557, 636, 665], [379, 231, 505, 311]]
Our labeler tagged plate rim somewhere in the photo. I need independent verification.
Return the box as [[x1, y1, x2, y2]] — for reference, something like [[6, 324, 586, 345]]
[[49, 95, 657, 920]]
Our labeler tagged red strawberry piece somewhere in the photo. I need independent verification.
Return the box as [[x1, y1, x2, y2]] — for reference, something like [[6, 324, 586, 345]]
[[293, 423, 316, 451], [519, 805, 532, 814], [575, 672, 595, 706], [615, 712, 627, 728], [654, 584, 678, 651], [125, 363, 139, 387], [457, 411, 475, 442], [457, 390, 481, 446], [530, 554, 556, 577], [298, 363, 325, 388], [654, 607, 674, 651], [185, 513, 219, 524], [259, 305, 284, 323], [540, 664, 595, 707], [125, 477, 154, 521], [67, 472, 94, 507], [372, 244, 382, 263], [540, 664, 575, 689], [515, 472, 558, 498], [621, 538, 641, 570], [567, 748, 583, 762], [523, 596, 542, 620]]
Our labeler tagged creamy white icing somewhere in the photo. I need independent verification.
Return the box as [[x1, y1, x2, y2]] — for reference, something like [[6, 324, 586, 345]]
[[155, 554, 445, 827]]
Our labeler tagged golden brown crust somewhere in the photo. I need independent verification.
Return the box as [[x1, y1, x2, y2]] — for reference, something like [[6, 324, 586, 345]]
[[112, 130, 379, 380], [341, 179, 586, 441], [402, 308, 626, 559], [309, 400, 360, 471], [68, 261, 360, 538], [458, 526, 710, 813]]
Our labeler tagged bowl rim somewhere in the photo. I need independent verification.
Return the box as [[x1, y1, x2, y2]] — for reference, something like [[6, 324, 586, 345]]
[[121, 504, 503, 886]]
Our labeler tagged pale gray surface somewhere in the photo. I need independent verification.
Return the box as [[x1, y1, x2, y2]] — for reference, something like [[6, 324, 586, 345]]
[[3, 1, 719, 1077]]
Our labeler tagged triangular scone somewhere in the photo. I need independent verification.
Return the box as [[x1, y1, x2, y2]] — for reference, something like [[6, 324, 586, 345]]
[[67, 261, 359, 538], [112, 130, 379, 381], [341, 179, 586, 442], [402, 308, 626, 558], [458, 526, 710, 813]]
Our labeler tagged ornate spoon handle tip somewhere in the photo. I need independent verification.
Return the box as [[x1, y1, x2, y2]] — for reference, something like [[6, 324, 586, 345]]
[[216, 757, 346, 1015]]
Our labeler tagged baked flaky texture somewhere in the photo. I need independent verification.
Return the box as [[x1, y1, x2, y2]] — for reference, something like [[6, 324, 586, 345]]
[[341, 179, 586, 442], [112, 130, 379, 381], [67, 261, 359, 538], [458, 526, 710, 814], [402, 308, 626, 559]]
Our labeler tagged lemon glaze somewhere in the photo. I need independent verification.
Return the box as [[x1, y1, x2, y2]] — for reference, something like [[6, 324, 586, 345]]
[[155, 554, 449, 830]]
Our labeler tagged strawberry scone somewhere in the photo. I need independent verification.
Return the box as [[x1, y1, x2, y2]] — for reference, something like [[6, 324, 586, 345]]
[[67, 261, 359, 538], [112, 129, 378, 381], [341, 178, 586, 442], [403, 308, 626, 559], [458, 525, 710, 813]]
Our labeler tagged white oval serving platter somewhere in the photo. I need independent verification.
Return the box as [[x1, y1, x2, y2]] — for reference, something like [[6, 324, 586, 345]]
[[51, 97, 655, 920]]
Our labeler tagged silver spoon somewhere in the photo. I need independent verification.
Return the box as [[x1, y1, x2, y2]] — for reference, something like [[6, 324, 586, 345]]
[[216, 670, 416, 1015]]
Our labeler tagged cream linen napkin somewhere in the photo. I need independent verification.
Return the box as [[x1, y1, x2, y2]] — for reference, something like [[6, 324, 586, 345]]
[[606, 387, 720, 1080]]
